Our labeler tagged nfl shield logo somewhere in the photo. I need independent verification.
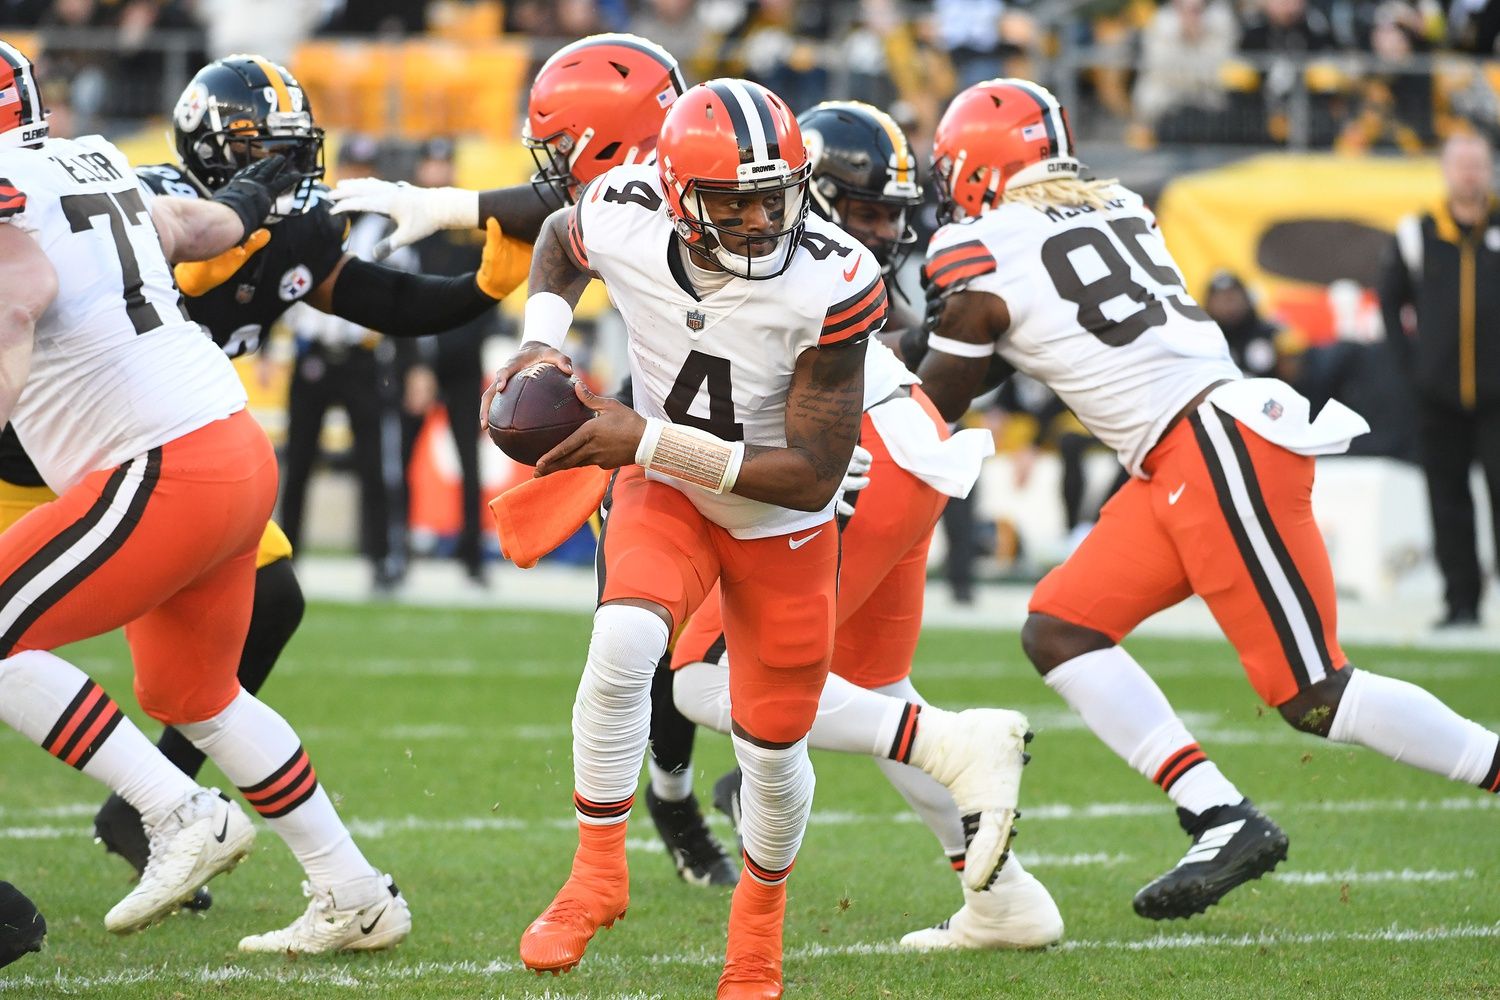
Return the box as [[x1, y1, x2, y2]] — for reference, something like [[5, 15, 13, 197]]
[[686, 309, 705, 331], [1262, 398, 1284, 420]]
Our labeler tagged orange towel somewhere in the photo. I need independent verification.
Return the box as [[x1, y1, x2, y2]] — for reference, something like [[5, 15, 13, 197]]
[[489, 465, 610, 569]]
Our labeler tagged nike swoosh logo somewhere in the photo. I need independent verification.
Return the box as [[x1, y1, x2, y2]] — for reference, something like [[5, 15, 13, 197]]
[[1168, 483, 1186, 505], [360, 904, 387, 935], [788, 530, 822, 550], [842, 260, 859, 282], [213, 813, 230, 843]]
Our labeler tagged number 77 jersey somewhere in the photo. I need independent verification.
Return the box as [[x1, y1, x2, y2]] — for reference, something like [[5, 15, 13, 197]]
[[924, 184, 1241, 476]]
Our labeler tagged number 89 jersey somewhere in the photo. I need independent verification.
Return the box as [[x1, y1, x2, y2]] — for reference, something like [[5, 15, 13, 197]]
[[576, 163, 886, 539], [924, 184, 1240, 476], [0, 135, 245, 492]]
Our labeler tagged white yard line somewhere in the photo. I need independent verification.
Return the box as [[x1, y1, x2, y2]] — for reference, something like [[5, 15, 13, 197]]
[[1271, 868, 1474, 885], [4, 923, 1497, 993]]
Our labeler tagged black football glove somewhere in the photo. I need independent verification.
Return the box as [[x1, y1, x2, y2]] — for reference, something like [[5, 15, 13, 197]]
[[211, 154, 302, 242]]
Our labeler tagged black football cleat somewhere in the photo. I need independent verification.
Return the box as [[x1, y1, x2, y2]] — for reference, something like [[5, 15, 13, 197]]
[[711, 768, 743, 836], [645, 788, 739, 888], [0, 882, 45, 969], [1132, 799, 1288, 920], [94, 793, 212, 912]]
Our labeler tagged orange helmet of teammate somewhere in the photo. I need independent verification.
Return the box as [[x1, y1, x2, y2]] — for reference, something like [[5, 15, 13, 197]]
[[930, 78, 1081, 223], [524, 33, 685, 203], [0, 40, 47, 148], [657, 78, 811, 280]]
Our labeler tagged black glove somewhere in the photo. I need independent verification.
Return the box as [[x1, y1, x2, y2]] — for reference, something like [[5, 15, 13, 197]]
[[211, 154, 301, 241]]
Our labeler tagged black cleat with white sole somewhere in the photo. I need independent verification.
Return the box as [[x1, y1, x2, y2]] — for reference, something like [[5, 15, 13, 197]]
[[94, 794, 212, 912], [1132, 799, 1288, 920], [645, 788, 739, 888]]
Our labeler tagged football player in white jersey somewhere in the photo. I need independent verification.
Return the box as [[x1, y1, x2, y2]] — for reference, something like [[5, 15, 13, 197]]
[[916, 78, 1500, 920], [0, 41, 409, 950], [476, 77, 1010, 998], [668, 100, 1059, 952]]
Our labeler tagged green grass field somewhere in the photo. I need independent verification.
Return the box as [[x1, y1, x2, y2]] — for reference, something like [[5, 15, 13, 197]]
[[0, 602, 1496, 999]]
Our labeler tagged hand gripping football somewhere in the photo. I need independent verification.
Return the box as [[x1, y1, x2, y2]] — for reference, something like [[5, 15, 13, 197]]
[[486, 362, 593, 466]]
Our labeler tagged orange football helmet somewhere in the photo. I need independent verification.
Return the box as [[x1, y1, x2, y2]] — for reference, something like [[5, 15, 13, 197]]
[[931, 78, 1081, 223], [657, 78, 810, 279], [524, 33, 685, 203], [0, 40, 47, 148]]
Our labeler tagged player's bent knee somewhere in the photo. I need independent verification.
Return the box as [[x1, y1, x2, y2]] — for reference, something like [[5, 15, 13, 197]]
[[135, 676, 243, 728], [672, 661, 731, 734], [733, 694, 820, 746], [1276, 666, 1352, 737], [598, 597, 674, 634], [1021, 612, 1113, 675]]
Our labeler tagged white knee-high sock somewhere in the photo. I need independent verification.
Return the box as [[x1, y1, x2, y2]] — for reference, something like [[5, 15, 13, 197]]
[[176, 688, 378, 890], [673, 659, 734, 735], [675, 658, 916, 759], [1328, 668, 1500, 789], [733, 733, 815, 884], [0, 651, 197, 825], [1045, 647, 1242, 815], [870, 678, 968, 859], [573, 604, 671, 824]]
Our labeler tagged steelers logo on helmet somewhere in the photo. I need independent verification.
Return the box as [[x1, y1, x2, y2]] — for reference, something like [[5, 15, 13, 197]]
[[931, 78, 1082, 224], [657, 79, 812, 281]]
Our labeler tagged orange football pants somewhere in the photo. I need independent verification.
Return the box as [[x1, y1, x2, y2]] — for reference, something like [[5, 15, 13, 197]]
[[1030, 403, 1347, 707], [673, 388, 950, 689], [600, 465, 839, 744], [0, 410, 277, 724]]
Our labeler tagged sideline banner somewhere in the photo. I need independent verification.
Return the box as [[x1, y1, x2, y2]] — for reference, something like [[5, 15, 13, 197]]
[[1156, 153, 1445, 343]]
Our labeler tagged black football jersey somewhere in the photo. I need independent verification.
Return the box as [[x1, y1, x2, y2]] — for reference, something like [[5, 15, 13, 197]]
[[136, 163, 348, 359]]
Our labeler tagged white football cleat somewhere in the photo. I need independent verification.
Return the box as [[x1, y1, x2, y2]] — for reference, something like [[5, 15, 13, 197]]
[[238, 873, 410, 955], [899, 864, 1063, 951], [104, 789, 254, 934], [912, 708, 1031, 890]]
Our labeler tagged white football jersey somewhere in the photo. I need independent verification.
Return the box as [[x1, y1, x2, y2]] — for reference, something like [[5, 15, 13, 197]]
[[863, 337, 917, 409], [0, 135, 246, 492], [924, 185, 1241, 476], [576, 163, 886, 538]]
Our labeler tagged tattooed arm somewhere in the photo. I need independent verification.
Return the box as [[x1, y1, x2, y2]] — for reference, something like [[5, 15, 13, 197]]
[[730, 338, 867, 511]]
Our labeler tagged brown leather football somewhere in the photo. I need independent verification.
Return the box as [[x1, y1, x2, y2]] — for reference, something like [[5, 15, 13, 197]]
[[486, 363, 592, 466]]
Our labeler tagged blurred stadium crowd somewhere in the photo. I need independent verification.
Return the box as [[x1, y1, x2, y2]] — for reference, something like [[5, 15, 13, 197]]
[[1, 0, 1495, 600]]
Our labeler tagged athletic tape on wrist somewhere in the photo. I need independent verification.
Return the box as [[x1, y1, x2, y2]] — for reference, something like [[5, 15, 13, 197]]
[[636, 418, 744, 494], [927, 333, 996, 359], [523, 292, 573, 351]]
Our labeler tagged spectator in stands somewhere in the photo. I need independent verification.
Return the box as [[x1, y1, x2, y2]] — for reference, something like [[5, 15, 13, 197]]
[[629, 0, 708, 73], [1377, 132, 1500, 628], [1450, 0, 1500, 54], [1240, 0, 1338, 143], [1336, 2, 1434, 153], [1132, 0, 1239, 141], [1204, 270, 1284, 378], [932, 0, 1009, 89], [397, 139, 497, 587], [197, 0, 323, 64], [709, 0, 833, 112]]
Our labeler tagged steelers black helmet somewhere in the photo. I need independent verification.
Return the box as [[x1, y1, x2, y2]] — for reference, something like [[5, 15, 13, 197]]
[[797, 101, 922, 273], [172, 54, 324, 212]]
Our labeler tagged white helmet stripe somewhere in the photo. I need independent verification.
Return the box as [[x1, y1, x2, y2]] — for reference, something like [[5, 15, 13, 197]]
[[721, 79, 770, 164], [0, 40, 43, 133], [1004, 78, 1069, 159]]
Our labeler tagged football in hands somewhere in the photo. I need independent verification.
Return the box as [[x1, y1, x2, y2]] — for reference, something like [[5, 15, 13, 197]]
[[486, 363, 593, 466]]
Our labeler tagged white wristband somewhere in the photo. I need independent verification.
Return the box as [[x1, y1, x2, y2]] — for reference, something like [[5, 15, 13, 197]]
[[636, 417, 744, 494], [523, 292, 573, 351], [927, 333, 995, 359], [429, 185, 480, 229]]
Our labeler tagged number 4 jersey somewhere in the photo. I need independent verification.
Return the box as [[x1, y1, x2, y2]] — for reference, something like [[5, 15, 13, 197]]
[[924, 185, 1241, 476], [0, 135, 245, 492], [575, 163, 887, 538]]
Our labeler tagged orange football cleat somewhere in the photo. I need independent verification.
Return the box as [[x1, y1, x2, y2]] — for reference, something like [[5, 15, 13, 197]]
[[717, 874, 787, 1000], [520, 820, 630, 975]]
